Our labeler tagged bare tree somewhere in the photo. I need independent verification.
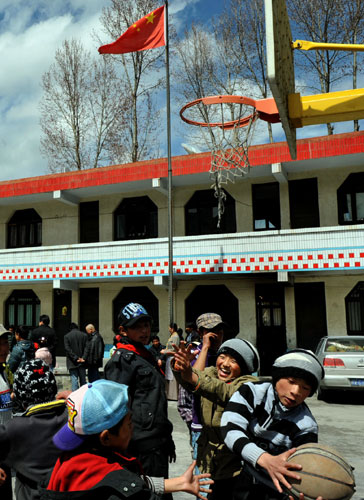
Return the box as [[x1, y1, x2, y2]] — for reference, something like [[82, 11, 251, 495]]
[[40, 39, 126, 172], [98, 0, 165, 163], [288, 0, 353, 135], [218, 0, 274, 141], [174, 23, 254, 153], [339, 1, 364, 131]]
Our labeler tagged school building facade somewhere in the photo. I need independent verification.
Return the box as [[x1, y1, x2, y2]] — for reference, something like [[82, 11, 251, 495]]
[[1, 131, 364, 373]]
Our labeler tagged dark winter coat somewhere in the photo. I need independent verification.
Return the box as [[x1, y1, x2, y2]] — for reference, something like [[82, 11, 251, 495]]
[[0, 400, 67, 500], [104, 337, 174, 455], [8, 340, 35, 373], [84, 331, 105, 367], [64, 329, 88, 370], [30, 325, 57, 367]]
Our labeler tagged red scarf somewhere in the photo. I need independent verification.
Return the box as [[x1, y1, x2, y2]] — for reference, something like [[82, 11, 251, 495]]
[[116, 342, 165, 376]]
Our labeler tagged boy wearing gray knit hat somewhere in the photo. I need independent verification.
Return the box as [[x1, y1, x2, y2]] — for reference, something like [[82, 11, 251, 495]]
[[221, 349, 324, 500]]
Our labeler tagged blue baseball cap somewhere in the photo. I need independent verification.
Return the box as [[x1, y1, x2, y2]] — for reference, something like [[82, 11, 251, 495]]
[[53, 380, 129, 451], [118, 302, 152, 328]]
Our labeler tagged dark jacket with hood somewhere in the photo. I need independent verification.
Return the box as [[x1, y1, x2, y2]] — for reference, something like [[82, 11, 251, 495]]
[[8, 340, 35, 373]]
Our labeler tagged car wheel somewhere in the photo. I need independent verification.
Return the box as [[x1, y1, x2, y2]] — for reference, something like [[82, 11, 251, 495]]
[[317, 387, 326, 401]]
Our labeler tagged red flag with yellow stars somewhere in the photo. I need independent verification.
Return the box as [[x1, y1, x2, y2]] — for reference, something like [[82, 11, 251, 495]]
[[98, 5, 165, 54]]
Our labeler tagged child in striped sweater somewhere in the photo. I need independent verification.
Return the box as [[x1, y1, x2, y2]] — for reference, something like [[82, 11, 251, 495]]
[[221, 349, 324, 500]]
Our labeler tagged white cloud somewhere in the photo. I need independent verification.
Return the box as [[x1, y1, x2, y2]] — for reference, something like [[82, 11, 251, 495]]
[[0, 1, 110, 180]]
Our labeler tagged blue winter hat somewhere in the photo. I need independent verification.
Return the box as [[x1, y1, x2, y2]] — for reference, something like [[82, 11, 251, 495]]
[[53, 380, 129, 451], [118, 302, 152, 327]]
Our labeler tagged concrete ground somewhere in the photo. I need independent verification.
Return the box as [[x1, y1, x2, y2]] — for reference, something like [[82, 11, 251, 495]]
[[168, 392, 364, 500]]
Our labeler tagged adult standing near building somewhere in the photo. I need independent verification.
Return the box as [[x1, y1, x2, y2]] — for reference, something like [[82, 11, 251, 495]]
[[63, 323, 88, 391], [162, 323, 180, 401], [84, 324, 104, 382], [30, 314, 57, 370], [104, 302, 175, 500]]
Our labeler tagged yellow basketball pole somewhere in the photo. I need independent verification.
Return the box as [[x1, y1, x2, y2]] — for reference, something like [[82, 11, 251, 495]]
[[286, 40, 364, 127], [288, 88, 364, 128], [292, 40, 364, 52]]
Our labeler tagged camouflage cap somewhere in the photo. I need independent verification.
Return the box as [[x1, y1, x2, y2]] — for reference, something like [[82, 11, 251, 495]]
[[196, 313, 224, 330]]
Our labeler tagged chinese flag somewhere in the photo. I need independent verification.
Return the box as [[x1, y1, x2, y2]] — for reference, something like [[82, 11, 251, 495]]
[[98, 6, 165, 55]]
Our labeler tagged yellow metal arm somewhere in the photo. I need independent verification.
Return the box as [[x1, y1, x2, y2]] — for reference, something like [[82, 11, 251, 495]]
[[289, 88, 364, 128], [292, 40, 364, 52]]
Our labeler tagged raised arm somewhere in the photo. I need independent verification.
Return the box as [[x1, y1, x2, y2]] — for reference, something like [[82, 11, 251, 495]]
[[193, 332, 217, 371], [172, 342, 198, 386]]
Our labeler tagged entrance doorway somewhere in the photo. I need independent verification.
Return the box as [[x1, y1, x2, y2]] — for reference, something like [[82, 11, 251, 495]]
[[294, 283, 327, 351], [80, 288, 99, 332], [256, 284, 287, 375]]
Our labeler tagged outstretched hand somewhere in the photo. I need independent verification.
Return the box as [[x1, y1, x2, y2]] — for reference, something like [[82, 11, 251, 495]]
[[164, 461, 213, 499], [172, 341, 194, 371], [257, 449, 302, 493]]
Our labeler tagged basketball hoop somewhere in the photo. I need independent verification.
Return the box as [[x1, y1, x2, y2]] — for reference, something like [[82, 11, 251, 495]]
[[180, 95, 280, 227]]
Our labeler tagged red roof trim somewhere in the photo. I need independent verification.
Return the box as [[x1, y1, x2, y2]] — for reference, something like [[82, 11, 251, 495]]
[[0, 131, 363, 199]]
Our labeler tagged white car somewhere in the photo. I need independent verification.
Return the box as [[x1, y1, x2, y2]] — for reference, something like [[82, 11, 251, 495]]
[[315, 336, 364, 399]]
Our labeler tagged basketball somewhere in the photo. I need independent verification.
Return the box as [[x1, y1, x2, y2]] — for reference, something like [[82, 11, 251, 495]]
[[286, 443, 356, 500]]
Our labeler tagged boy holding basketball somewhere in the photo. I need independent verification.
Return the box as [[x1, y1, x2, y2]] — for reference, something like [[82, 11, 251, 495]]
[[221, 349, 325, 500]]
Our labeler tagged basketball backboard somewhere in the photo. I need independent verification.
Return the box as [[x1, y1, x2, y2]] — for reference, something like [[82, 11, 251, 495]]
[[265, 0, 297, 159]]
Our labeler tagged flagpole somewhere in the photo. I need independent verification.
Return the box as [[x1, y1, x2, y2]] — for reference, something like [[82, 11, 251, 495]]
[[165, 0, 174, 325]]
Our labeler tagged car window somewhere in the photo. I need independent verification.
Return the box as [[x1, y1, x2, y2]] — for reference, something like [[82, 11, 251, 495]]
[[325, 338, 364, 352]]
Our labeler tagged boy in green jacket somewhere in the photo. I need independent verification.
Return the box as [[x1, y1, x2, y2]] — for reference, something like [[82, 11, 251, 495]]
[[173, 338, 260, 500]]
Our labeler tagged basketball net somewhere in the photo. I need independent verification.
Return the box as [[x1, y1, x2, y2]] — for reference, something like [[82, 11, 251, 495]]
[[180, 95, 263, 228], [206, 109, 258, 228]]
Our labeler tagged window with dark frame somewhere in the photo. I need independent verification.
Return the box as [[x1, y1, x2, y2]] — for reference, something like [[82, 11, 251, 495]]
[[7, 209, 42, 248], [252, 182, 280, 231], [80, 201, 99, 243], [5, 290, 40, 329], [289, 178, 320, 229], [114, 196, 158, 241], [338, 173, 364, 225], [185, 189, 236, 236], [345, 282, 364, 334]]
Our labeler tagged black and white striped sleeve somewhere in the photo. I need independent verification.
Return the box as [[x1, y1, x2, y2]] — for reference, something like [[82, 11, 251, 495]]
[[220, 382, 268, 467]]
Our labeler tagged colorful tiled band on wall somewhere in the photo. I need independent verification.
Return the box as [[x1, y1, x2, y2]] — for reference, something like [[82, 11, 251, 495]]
[[0, 249, 363, 282]]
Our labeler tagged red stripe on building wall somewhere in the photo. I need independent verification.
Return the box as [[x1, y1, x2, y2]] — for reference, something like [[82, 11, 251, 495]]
[[0, 131, 363, 199]]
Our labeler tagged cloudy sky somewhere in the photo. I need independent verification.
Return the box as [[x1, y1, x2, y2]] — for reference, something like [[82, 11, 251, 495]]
[[0, 0, 360, 181]]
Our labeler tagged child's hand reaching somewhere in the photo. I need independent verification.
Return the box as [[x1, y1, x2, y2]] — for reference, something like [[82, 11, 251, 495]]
[[172, 342, 199, 386], [164, 461, 213, 499], [257, 449, 302, 493]]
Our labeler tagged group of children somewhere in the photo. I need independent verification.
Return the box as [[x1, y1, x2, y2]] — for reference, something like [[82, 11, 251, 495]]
[[0, 304, 326, 500]]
